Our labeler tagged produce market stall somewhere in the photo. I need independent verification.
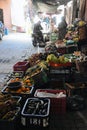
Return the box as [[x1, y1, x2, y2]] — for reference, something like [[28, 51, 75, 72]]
[[0, 19, 87, 130]]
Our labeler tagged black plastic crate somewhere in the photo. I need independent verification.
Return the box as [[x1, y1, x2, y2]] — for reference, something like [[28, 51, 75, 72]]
[[49, 65, 72, 82], [1, 85, 34, 99], [57, 47, 66, 54], [21, 98, 50, 128], [66, 44, 78, 53]]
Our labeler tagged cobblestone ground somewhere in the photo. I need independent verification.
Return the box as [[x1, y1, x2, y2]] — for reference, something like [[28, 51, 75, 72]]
[[0, 32, 45, 89]]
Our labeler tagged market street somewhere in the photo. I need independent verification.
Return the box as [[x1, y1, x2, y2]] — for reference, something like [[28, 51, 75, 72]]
[[0, 32, 45, 87]]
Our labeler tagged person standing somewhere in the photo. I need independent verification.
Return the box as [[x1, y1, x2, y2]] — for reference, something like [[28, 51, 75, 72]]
[[33, 20, 43, 40], [58, 16, 67, 40]]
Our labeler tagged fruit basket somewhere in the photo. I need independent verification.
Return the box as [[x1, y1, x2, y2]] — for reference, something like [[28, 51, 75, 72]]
[[21, 98, 50, 127]]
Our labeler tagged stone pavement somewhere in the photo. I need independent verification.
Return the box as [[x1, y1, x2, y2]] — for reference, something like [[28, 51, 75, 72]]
[[0, 32, 45, 88]]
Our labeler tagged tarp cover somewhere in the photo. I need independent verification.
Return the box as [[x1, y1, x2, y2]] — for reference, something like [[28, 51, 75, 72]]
[[32, 0, 58, 14]]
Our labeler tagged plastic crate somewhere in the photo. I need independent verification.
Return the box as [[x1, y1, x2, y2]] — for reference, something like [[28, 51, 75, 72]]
[[0, 107, 21, 130], [66, 44, 78, 53], [34, 89, 66, 115], [49, 64, 72, 82], [1, 85, 34, 100], [49, 72, 71, 83], [49, 62, 72, 68], [21, 98, 50, 128], [48, 79, 65, 89], [57, 47, 66, 54], [13, 61, 29, 72]]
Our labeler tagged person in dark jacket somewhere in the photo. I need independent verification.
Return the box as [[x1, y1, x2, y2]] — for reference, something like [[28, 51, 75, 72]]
[[58, 16, 67, 40], [33, 20, 44, 42]]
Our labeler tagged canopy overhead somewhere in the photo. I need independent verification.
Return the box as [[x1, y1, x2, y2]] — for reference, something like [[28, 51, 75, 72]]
[[32, 0, 71, 14], [33, 0, 58, 14]]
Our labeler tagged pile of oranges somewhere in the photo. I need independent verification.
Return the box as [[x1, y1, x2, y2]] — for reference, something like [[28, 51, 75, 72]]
[[6, 77, 34, 94]]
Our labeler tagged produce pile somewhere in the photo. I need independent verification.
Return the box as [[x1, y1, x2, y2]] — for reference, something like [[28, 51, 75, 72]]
[[64, 20, 87, 44], [56, 20, 86, 48], [46, 53, 70, 64], [27, 53, 41, 66], [64, 31, 79, 45], [4, 77, 33, 94], [78, 20, 86, 27], [0, 94, 20, 120], [1, 50, 83, 95], [26, 61, 48, 76]]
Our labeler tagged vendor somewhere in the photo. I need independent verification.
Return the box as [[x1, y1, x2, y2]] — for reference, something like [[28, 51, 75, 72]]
[[58, 16, 67, 40], [33, 20, 44, 42]]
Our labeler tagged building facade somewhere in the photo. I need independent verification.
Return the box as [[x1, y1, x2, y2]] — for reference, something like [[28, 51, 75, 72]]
[[0, 0, 11, 30]]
